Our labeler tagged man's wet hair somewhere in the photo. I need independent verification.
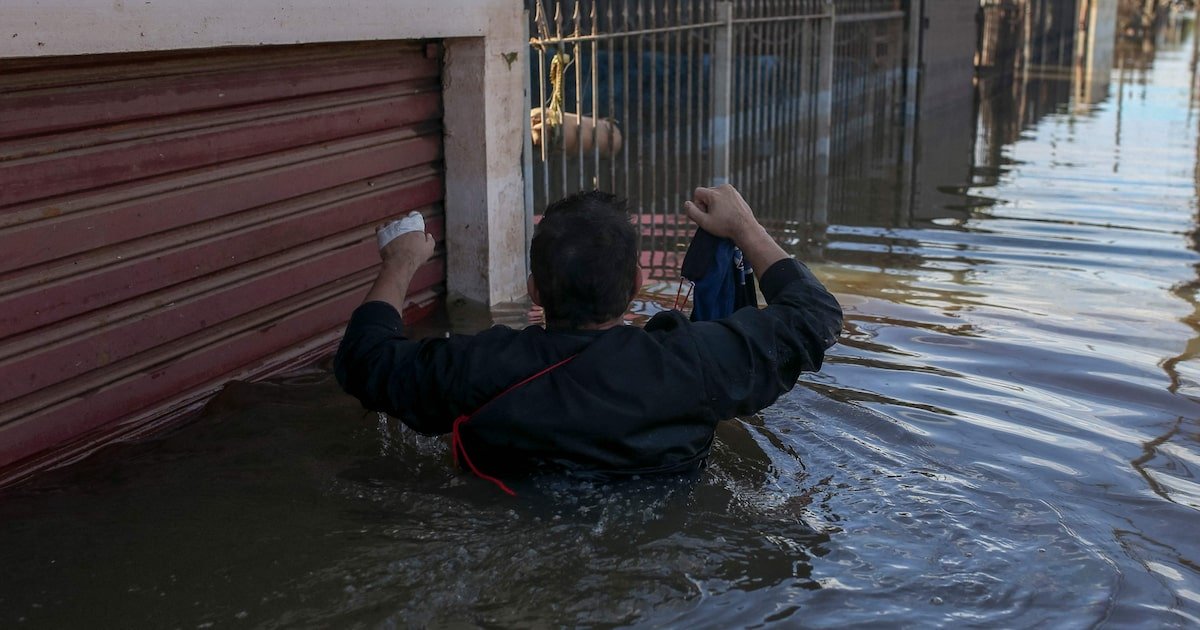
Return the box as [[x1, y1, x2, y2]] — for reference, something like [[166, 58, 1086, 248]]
[[530, 190, 639, 328]]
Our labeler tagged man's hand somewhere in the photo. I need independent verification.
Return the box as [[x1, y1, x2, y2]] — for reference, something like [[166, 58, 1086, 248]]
[[682, 184, 789, 276], [683, 184, 764, 243], [380, 230, 436, 272], [363, 226, 435, 312]]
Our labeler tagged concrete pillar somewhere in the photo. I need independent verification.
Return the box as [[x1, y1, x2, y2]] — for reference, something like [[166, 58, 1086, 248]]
[[443, 5, 530, 306]]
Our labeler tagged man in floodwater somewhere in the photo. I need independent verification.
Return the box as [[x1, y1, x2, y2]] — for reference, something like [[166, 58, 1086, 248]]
[[335, 185, 842, 491]]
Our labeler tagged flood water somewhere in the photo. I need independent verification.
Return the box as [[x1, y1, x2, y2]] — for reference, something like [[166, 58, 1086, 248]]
[[5, 30, 1200, 630]]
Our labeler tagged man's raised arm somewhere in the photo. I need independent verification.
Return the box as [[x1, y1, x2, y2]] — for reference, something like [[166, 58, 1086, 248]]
[[334, 225, 456, 435], [683, 185, 843, 418]]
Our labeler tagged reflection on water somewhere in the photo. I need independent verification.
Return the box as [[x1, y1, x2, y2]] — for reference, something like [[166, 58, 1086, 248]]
[[808, 19, 1200, 627], [4, 20, 1200, 630]]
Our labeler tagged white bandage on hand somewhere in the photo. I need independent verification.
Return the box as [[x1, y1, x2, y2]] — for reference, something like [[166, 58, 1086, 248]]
[[376, 211, 427, 251]]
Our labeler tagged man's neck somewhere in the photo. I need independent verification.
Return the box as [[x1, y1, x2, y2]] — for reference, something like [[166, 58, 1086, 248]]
[[547, 316, 625, 331]]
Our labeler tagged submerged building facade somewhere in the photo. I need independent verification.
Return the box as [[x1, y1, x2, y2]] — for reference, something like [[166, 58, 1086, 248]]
[[0, 0, 530, 485]]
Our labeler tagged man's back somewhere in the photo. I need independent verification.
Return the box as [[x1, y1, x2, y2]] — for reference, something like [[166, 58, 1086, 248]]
[[335, 258, 841, 478]]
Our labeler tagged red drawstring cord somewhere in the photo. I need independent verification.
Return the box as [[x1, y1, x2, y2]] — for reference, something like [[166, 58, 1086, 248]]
[[672, 279, 694, 311], [451, 414, 517, 496], [450, 354, 577, 496]]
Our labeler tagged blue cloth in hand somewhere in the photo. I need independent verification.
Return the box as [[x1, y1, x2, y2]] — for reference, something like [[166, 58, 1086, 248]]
[[681, 228, 757, 322]]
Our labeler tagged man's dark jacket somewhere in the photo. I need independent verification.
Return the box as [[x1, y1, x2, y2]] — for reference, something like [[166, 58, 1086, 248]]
[[335, 259, 842, 477]]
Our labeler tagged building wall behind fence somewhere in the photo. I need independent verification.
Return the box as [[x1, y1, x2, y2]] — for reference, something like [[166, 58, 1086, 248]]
[[911, 0, 981, 223]]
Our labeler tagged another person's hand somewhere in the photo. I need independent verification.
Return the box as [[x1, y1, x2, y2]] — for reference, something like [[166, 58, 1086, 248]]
[[379, 229, 435, 271], [683, 184, 764, 243], [527, 304, 546, 326]]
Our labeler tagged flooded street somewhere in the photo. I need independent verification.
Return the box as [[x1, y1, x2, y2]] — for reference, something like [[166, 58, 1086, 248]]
[[5, 25, 1200, 630]]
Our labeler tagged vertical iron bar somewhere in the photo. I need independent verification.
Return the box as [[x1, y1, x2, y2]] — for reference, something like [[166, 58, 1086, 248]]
[[735, 5, 748, 187], [607, 1, 617, 192], [782, 0, 795, 219], [859, 22, 866, 178], [747, 0, 755, 192], [806, 3, 817, 209], [702, 0, 712, 189], [762, 0, 774, 216], [811, 11, 820, 213], [555, 2, 568, 197], [696, 0, 708, 191], [636, 0, 646, 250], [760, 0, 772, 213], [539, 53, 551, 212], [706, 0, 716, 188], [782, 7, 797, 220], [800, 4, 814, 214], [623, 2, 632, 214], [749, 0, 764, 191], [664, 0, 673, 222], [674, 0, 684, 229], [1022, 0, 1033, 84], [873, 22, 879, 157], [814, 0, 834, 228], [652, 0, 662, 224], [778, 0, 798, 226], [684, 0, 695, 198], [712, 2, 734, 185], [752, 0, 767, 199], [652, 0, 664, 263], [574, 1, 585, 190], [900, 0, 923, 227], [863, 22, 871, 170], [731, 6, 741, 186], [761, 0, 774, 196], [798, 17, 812, 212], [849, 22, 856, 182], [535, 0, 551, 214], [591, 0, 601, 187], [766, 0, 781, 218]]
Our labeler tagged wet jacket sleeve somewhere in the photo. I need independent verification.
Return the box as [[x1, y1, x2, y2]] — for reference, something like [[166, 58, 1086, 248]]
[[691, 258, 843, 419], [333, 301, 457, 435]]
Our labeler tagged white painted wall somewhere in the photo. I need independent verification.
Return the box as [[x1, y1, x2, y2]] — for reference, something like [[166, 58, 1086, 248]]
[[2, 0, 531, 306]]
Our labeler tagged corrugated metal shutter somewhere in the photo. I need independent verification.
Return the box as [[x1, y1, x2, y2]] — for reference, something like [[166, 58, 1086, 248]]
[[0, 41, 445, 479]]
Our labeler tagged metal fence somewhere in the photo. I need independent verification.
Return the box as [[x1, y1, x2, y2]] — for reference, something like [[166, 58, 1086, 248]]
[[525, 0, 914, 278]]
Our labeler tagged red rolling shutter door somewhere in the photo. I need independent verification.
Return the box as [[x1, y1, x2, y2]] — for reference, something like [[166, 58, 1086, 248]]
[[0, 41, 445, 479]]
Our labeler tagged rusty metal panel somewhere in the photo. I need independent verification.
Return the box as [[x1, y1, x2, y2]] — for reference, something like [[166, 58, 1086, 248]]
[[0, 41, 446, 481]]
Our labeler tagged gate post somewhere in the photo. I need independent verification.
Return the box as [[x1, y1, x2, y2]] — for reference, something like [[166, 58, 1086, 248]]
[[443, 3, 530, 306], [900, 0, 924, 225], [711, 1, 734, 186], [522, 9, 535, 272], [814, 0, 835, 227], [903, 0, 923, 139]]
